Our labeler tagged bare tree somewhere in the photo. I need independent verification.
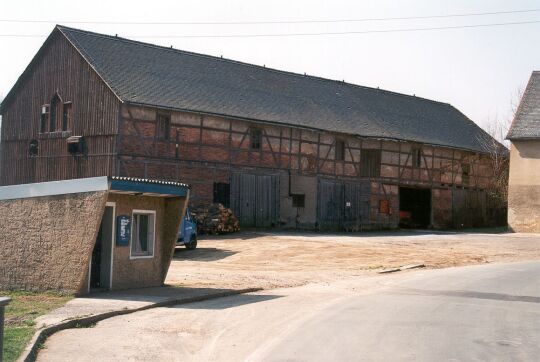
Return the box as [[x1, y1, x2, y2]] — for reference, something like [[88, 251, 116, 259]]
[[477, 88, 522, 205]]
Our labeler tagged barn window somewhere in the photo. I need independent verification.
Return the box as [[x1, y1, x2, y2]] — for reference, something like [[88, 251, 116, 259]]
[[49, 93, 61, 132], [462, 163, 470, 186], [130, 210, 155, 258], [29, 140, 39, 157], [360, 149, 381, 177], [40, 105, 50, 133], [412, 147, 422, 167], [213, 182, 230, 208], [250, 128, 262, 150], [62, 102, 72, 131], [292, 194, 305, 208], [335, 139, 345, 161], [156, 114, 170, 140]]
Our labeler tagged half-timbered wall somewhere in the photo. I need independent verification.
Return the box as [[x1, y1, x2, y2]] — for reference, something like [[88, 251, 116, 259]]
[[116, 104, 498, 229], [0, 31, 120, 185]]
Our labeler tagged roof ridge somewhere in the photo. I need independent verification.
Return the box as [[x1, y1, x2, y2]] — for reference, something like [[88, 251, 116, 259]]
[[56, 24, 451, 107]]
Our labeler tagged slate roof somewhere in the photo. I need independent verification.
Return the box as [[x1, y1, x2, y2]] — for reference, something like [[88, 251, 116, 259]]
[[507, 71, 540, 140], [10, 25, 499, 153]]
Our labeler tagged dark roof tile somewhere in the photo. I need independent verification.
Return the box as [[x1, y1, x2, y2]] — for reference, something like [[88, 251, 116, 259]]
[[58, 25, 495, 153], [507, 71, 540, 140]]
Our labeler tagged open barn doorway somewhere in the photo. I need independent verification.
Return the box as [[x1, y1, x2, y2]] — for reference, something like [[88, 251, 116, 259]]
[[399, 187, 431, 228]]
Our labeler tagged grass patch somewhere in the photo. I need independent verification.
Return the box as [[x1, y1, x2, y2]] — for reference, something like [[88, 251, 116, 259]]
[[1, 290, 72, 362]]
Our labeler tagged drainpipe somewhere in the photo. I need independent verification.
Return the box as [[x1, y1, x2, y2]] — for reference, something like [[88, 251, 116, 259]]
[[0, 297, 11, 362]]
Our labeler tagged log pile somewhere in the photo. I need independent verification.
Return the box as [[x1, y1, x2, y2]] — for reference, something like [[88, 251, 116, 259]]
[[191, 203, 240, 235]]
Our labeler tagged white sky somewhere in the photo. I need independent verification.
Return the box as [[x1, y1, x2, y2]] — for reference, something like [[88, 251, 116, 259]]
[[1, 0, 539, 133]]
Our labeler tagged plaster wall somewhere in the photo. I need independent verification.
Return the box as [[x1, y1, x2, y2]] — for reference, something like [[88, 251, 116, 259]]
[[107, 194, 186, 290], [508, 140, 540, 232], [0, 191, 107, 293]]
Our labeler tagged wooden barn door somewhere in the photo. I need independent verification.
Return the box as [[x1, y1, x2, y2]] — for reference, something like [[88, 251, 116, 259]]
[[231, 173, 279, 227], [317, 179, 344, 229], [318, 179, 370, 230], [343, 182, 371, 230]]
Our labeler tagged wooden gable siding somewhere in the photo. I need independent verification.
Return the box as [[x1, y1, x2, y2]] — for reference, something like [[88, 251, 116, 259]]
[[0, 30, 120, 185]]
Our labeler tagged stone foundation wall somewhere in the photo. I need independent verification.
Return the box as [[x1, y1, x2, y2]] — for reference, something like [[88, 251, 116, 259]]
[[0, 191, 107, 294]]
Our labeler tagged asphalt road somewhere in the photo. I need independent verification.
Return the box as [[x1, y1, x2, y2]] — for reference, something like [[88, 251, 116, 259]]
[[262, 261, 540, 362], [38, 261, 540, 362]]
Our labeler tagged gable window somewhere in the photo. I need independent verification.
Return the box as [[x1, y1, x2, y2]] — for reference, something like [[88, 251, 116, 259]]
[[412, 147, 422, 168], [335, 139, 345, 161], [360, 149, 381, 177], [156, 114, 170, 140], [130, 210, 156, 258], [40, 105, 50, 133], [62, 102, 72, 131], [250, 128, 262, 150]]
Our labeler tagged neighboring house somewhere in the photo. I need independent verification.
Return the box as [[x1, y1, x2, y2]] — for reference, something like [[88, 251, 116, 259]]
[[0, 25, 504, 230], [0, 176, 189, 294], [506, 71, 540, 232]]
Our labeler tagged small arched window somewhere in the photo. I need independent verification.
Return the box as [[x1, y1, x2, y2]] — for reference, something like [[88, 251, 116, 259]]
[[29, 139, 39, 157], [49, 93, 62, 132], [62, 102, 72, 131], [40, 105, 50, 133]]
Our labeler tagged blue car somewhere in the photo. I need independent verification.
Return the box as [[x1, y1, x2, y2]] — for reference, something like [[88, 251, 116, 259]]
[[177, 208, 198, 250]]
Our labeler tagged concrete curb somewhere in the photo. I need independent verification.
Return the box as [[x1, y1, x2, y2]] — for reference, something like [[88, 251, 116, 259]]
[[378, 263, 426, 274], [18, 287, 262, 362]]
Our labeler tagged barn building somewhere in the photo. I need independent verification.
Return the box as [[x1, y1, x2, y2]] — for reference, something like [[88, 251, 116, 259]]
[[0, 25, 504, 230], [507, 71, 540, 232]]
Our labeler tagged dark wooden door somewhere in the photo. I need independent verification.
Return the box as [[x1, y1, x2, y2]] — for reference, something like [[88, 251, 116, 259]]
[[318, 179, 370, 230], [231, 173, 279, 227]]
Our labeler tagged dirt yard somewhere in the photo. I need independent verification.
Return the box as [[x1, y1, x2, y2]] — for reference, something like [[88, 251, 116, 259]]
[[166, 230, 540, 290]]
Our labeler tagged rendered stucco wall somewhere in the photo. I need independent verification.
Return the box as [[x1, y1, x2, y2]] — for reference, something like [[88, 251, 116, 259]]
[[107, 194, 186, 290], [508, 140, 540, 232], [0, 191, 107, 293], [280, 173, 318, 228]]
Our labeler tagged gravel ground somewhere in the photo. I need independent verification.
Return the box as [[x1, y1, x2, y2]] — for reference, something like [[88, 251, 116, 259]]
[[166, 230, 540, 290]]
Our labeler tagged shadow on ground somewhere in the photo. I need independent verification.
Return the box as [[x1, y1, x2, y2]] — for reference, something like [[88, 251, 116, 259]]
[[82, 285, 248, 304], [395, 287, 540, 304], [173, 294, 283, 310], [173, 247, 237, 261], [197, 227, 512, 242]]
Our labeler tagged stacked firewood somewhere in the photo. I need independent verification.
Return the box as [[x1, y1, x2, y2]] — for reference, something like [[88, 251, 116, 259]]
[[191, 203, 240, 235]]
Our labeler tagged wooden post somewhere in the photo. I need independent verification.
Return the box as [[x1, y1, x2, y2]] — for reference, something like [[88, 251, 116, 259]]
[[0, 297, 11, 362]]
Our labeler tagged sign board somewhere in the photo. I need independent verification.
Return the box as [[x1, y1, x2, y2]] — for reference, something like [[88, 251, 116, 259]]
[[116, 215, 131, 246]]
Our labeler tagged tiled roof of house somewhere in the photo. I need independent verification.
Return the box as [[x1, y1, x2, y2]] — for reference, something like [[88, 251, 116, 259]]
[[54, 25, 496, 153], [507, 71, 540, 140]]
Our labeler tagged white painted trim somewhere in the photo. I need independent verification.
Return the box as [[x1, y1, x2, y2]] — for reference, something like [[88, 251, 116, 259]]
[[0, 176, 109, 201], [106, 202, 116, 290], [129, 209, 156, 260]]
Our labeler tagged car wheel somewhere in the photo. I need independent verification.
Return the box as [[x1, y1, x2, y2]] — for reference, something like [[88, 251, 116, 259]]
[[185, 235, 197, 250]]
